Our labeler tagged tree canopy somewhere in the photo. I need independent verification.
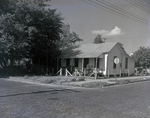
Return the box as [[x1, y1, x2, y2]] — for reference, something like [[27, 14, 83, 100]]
[[132, 47, 150, 68], [59, 23, 83, 51], [0, 0, 82, 72], [93, 34, 106, 44], [0, 0, 51, 15], [0, 4, 63, 67]]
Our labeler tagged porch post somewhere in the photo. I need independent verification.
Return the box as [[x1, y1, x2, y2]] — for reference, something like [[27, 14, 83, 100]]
[[95, 58, 98, 79], [104, 54, 108, 77], [95, 58, 98, 68]]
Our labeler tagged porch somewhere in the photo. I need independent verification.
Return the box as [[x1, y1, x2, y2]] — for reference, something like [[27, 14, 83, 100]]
[[57, 56, 108, 79]]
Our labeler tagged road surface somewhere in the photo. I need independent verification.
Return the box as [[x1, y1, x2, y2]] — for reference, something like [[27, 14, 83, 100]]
[[0, 78, 150, 118]]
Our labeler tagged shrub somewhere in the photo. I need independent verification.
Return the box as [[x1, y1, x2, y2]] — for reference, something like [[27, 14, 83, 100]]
[[76, 77, 85, 81], [24, 75, 29, 79], [70, 77, 85, 82], [70, 78, 76, 82], [43, 79, 56, 84]]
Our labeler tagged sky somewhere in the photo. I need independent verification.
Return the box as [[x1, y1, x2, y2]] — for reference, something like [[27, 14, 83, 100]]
[[49, 0, 150, 54]]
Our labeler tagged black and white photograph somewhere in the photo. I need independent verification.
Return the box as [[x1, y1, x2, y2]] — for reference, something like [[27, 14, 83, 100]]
[[0, 0, 150, 117]]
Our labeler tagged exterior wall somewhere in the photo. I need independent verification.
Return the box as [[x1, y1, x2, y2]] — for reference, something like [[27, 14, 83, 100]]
[[61, 58, 82, 71], [100, 58, 104, 71], [64, 58, 104, 72], [89, 58, 94, 68], [122, 56, 135, 74], [108, 44, 135, 75], [107, 45, 122, 75], [78, 58, 82, 71], [77, 58, 101, 71], [87, 58, 104, 70]]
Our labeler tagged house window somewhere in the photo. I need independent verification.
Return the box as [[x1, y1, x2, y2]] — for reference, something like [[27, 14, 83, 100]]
[[125, 58, 128, 69], [84, 58, 89, 68], [113, 56, 117, 69], [75, 58, 78, 67], [66, 58, 70, 66]]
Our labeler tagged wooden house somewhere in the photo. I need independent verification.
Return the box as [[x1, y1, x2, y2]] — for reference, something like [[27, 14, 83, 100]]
[[59, 42, 135, 76]]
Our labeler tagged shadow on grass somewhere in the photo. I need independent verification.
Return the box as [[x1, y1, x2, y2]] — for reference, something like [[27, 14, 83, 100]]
[[0, 89, 80, 98]]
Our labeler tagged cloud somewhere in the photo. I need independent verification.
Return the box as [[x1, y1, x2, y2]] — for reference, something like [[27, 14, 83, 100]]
[[92, 26, 125, 37]]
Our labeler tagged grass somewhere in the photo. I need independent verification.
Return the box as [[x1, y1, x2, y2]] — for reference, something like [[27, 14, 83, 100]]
[[7, 75, 150, 88], [81, 82, 109, 88], [9, 75, 85, 85], [109, 77, 150, 85]]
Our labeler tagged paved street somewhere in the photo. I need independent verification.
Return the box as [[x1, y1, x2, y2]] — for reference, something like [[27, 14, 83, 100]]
[[1, 78, 150, 118]]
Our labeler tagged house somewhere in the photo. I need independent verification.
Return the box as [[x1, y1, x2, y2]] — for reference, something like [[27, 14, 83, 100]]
[[58, 42, 135, 76]]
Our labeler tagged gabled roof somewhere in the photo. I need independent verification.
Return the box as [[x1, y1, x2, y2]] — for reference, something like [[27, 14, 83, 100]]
[[60, 42, 118, 58]]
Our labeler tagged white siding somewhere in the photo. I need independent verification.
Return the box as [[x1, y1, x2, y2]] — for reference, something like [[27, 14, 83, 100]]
[[108, 44, 135, 75], [99, 58, 104, 71]]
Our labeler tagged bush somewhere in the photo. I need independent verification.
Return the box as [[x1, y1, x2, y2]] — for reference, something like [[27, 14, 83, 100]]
[[70, 78, 76, 82], [70, 77, 85, 82], [43, 79, 56, 84], [76, 77, 85, 81]]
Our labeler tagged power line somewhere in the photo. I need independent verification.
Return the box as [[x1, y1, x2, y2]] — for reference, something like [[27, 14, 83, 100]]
[[143, 0, 150, 5], [81, 0, 137, 23], [134, 0, 150, 9], [82, 0, 148, 25], [95, 0, 149, 24], [96, 0, 148, 23], [81, 0, 150, 26], [137, 0, 150, 8], [125, 0, 150, 13]]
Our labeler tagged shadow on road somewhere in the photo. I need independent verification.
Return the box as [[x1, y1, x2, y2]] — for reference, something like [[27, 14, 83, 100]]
[[0, 89, 80, 98]]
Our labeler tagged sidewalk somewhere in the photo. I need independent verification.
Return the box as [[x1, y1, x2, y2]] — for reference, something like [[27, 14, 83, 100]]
[[63, 75, 150, 88]]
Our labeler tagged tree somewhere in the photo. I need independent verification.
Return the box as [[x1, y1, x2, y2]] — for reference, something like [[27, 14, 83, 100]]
[[59, 23, 83, 51], [93, 34, 106, 44], [0, 2, 63, 69], [0, 0, 51, 15], [0, 36, 9, 69], [132, 47, 150, 68], [1, 5, 62, 63], [0, 0, 13, 15], [0, 1, 83, 71]]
